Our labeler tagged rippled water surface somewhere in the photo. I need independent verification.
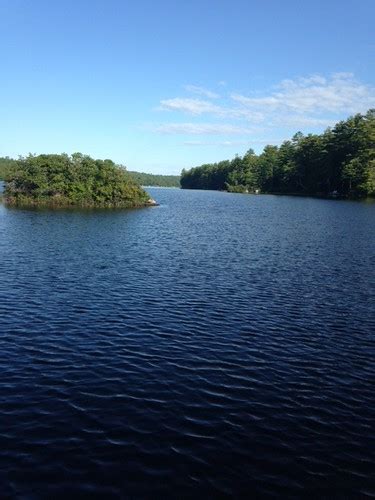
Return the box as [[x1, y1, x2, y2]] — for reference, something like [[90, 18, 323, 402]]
[[0, 188, 374, 498]]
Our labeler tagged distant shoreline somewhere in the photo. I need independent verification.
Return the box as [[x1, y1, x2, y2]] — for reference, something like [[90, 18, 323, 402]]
[[142, 185, 180, 189]]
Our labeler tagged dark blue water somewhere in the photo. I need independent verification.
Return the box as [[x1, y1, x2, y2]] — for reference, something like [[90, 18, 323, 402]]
[[0, 188, 374, 498]]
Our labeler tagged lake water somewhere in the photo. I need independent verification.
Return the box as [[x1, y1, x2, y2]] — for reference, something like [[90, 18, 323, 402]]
[[0, 188, 374, 498]]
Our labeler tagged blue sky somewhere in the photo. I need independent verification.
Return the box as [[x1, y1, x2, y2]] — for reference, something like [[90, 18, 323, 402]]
[[0, 0, 374, 174]]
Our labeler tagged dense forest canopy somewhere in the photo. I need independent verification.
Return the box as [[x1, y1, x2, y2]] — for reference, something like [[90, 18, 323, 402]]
[[181, 110, 375, 197], [126, 170, 180, 187], [3, 153, 153, 208]]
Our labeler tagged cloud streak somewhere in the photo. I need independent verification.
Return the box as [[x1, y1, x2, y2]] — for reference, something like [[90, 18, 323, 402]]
[[159, 98, 222, 115], [159, 97, 265, 121], [154, 123, 258, 136], [183, 139, 281, 147], [184, 85, 219, 99]]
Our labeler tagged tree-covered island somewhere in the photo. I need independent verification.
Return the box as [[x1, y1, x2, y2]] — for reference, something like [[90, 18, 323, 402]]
[[2, 153, 157, 208], [181, 110, 375, 198]]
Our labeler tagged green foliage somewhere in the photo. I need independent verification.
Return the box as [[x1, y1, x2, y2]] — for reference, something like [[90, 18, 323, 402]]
[[4, 153, 152, 208], [226, 184, 248, 193], [0, 157, 17, 180], [125, 170, 180, 187], [180, 110, 375, 198], [180, 161, 231, 190]]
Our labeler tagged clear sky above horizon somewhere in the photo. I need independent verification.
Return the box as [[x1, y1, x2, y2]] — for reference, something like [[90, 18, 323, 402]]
[[1, 0, 374, 174]]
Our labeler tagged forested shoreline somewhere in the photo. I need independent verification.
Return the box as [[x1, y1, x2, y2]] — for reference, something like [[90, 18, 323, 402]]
[[181, 110, 375, 198], [126, 171, 180, 187], [2, 110, 374, 199]]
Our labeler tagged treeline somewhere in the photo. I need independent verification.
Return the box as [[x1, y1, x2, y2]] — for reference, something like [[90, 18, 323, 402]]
[[0, 157, 181, 188], [4, 153, 151, 208], [181, 110, 375, 197], [126, 170, 180, 187]]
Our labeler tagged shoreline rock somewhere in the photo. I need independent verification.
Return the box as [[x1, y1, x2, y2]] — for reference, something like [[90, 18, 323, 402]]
[[146, 198, 159, 206]]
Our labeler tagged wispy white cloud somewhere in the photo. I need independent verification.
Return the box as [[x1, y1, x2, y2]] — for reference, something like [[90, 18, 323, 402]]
[[159, 98, 222, 115], [153, 73, 375, 140], [184, 85, 219, 99], [154, 123, 258, 136], [272, 116, 334, 127], [159, 97, 265, 121], [183, 139, 280, 147], [183, 140, 249, 147]]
